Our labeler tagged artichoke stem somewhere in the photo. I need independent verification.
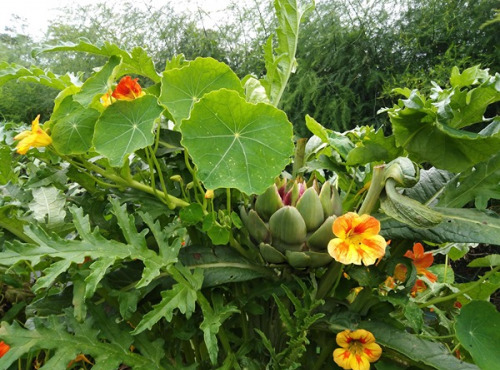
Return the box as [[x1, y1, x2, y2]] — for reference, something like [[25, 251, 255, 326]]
[[316, 261, 343, 300], [358, 164, 386, 215]]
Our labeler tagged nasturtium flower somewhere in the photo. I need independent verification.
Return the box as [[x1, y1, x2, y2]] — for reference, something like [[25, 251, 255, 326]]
[[393, 263, 408, 283], [404, 243, 437, 283], [327, 212, 387, 266], [410, 279, 427, 297], [13, 115, 52, 154], [0, 341, 10, 358], [111, 76, 146, 100], [100, 91, 115, 107], [333, 329, 382, 370]]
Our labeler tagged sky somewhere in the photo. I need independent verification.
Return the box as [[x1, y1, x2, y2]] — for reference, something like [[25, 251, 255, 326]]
[[0, 0, 245, 39]]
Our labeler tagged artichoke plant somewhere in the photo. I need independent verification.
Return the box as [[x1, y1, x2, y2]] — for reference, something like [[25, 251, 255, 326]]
[[240, 179, 343, 268]]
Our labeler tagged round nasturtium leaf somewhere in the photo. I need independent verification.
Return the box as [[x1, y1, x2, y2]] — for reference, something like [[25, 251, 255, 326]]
[[93, 95, 163, 167], [51, 96, 100, 155], [180, 89, 294, 195], [455, 300, 500, 370], [159, 57, 244, 127]]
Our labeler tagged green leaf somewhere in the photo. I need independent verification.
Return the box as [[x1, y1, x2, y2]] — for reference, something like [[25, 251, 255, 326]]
[[455, 272, 500, 302], [179, 203, 204, 226], [0, 61, 79, 90], [380, 208, 500, 246], [179, 245, 274, 287], [0, 313, 159, 370], [346, 127, 403, 166], [403, 167, 456, 205], [159, 57, 243, 126], [468, 254, 500, 267], [51, 97, 100, 154], [0, 145, 14, 185], [93, 95, 163, 166], [36, 39, 160, 83], [207, 223, 230, 245], [132, 268, 203, 335], [305, 115, 329, 142], [455, 301, 500, 370], [403, 301, 423, 332], [243, 75, 270, 104], [0, 205, 31, 243], [28, 186, 66, 227], [261, 0, 315, 106], [199, 294, 240, 365], [438, 153, 500, 209], [360, 321, 479, 370], [181, 89, 294, 194]]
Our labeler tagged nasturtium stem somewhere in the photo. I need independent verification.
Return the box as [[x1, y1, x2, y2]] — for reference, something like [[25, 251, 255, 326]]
[[358, 164, 386, 215], [148, 147, 172, 208], [418, 265, 500, 308], [183, 150, 206, 204]]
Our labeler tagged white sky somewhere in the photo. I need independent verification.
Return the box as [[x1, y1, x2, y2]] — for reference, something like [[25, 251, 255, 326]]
[[0, 0, 245, 39]]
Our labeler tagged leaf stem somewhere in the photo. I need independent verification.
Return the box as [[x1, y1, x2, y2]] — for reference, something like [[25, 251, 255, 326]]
[[316, 261, 343, 300], [418, 265, 500, 308]]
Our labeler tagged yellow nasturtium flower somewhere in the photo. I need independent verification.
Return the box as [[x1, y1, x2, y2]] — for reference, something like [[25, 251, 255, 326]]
[[333, 329, 382, 370], [14, 115, 52, 154], [327, 212, 387, 266]]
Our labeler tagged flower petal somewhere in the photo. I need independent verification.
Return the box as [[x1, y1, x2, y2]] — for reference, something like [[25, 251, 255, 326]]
[[333, 348, 353, 369], [336, 330, 353, 348], [349, 353, 370, 370], [353, 214, 380, 236], [363, 342, 382, 362]]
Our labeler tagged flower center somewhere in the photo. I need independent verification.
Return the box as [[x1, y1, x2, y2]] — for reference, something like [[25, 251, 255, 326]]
[[348, 341, 365, 355]]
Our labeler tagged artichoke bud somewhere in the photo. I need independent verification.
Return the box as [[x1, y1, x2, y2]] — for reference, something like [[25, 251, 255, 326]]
[[255, 184, 284, 221], [296, 188, 325, 231], [319, 182, 334, 218], [306, 251, 334, 267], [259, 243, 286, 264], [269, 206, 307, 251], [307, 215, 336, 251], [285, 250, 311, 268], [245, 210, 271, 243]]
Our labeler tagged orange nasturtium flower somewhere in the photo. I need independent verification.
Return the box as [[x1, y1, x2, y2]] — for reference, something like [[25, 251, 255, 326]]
[[327, 212, 387, 266], [0, 341, 10, 358], [333, 329, 382, 370], [404, 243, 437, 283], [13, 115, 52, 154], [111, 76, 146, 101]]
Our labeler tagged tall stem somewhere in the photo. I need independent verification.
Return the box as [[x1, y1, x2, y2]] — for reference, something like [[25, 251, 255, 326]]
[[358, 164, 386, 215]]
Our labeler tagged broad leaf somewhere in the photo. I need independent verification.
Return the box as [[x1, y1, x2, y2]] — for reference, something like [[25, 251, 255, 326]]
[[159, 57, 243, 126], [93, 95, 163, 166], [455, 301, 500, 370], [36, 39, 160, 82], [28, 186, 66, 227], [51, 96, 100, 154], [181, 89, 294, 194], [380, 207, 500, 246], [438, 152, 500, 209], [346, 127, 403, 165], [179, 245, 274, 287], [73, 55, 121, 107], [361, 321, 478, 370], [403, 167, 456, 205]]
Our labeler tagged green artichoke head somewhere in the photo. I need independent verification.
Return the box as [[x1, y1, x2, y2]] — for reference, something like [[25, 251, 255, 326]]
[[241, 178, 343, 268]]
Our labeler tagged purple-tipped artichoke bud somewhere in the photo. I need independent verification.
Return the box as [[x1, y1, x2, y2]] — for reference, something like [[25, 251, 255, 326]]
[[296, 188, 325, 231], [259, 243, 286, 263], [255, 184, 284, 221], [240, 207, 270, 244], [282, 179, 307, 206], [269, 206, 307, 250], [307, 215, 336, 251]]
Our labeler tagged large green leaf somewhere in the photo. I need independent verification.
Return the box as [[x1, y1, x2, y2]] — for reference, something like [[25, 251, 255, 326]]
[[380, 207, 500, 246], [51, 96, 100, 154], [455, 301, 500, 370], [346, 127, 403, 165], [73, 55, 121, 107], [28, 186, 66, 227], [361, 321, 478, 370], [93, 95, 163, 166], [181, 89, 294, 194], [159, 57, 243, 126], [35, 39, 160, 83], [179, 245, 274, 287], [438, 152, 500, 209], [386, 68, 500, 172]]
